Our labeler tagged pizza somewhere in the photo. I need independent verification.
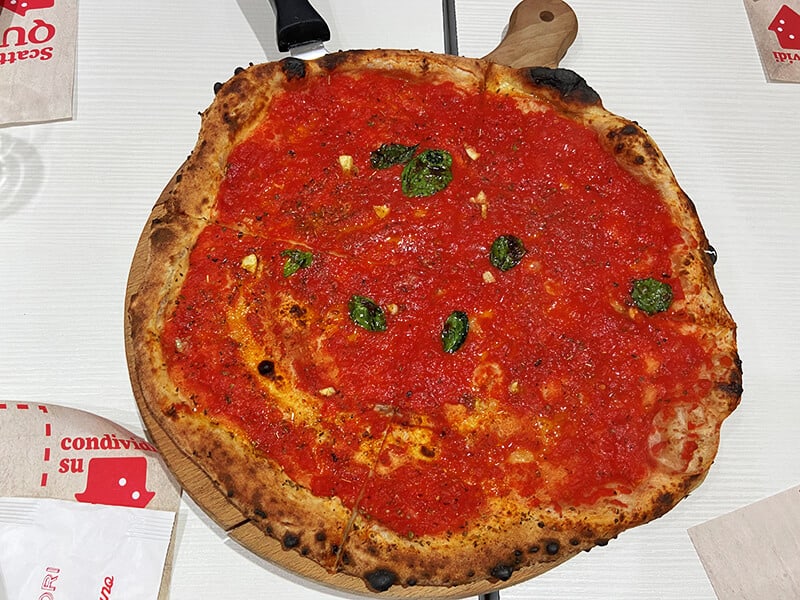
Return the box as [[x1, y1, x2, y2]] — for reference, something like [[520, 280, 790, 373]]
[[127, 49, 741, 594]]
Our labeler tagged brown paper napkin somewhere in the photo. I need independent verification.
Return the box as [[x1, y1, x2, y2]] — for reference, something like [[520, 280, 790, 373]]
[[744, 0, 800, 83], [0, 0, 78, 125], [689, 485, 800, 599]]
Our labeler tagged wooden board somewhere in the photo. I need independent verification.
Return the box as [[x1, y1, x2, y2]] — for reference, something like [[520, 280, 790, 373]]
[[123, 2, 579, 597]]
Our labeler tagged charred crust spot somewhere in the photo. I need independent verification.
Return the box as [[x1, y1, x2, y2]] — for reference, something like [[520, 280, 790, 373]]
[[315, 531, 327, 543], [405, 577, 418, 586], [365, 568, 397, 592], [213, 81, 223, 95], [596, 538, 610, 546], [420, 56, 431, 74], [490, 563, 514, 581], [526, 67, 601, 105], [300, 546, 310, 556], [318, 51, 353, 71], [281, 57, 307, 80], [657, 492, 675, 508], [528, 545, 540, 553], [633, 155, 646, 165], [718, 379, 744, 397], [545, 540, 560, 555], [718, 360, 744, 398], [620, 123, 639, 135], [569, 538, 580, 546], [253, 508, 266, 519], [282, 532, 301, 549], [331, 544, 339, 555]]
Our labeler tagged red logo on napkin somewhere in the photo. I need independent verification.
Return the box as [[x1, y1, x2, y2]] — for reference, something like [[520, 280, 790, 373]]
[[770, 5, 800, 49], [74, 457, 156, 508], [0, 0, 54, 17]]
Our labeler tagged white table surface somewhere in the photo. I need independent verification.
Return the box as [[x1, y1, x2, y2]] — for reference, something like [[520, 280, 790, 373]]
[[1, 1, 798, 598]]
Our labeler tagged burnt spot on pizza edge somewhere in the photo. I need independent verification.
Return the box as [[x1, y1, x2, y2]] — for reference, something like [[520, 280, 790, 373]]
[[545, 540, 560, 555], [282, 532, 301, 549], [718, 359, 744, 401], [318, 50, 354, 72], [365, 568, 398, 593], [525, 67, 600, 105], [281, 57, 307, 80], [490, 563, 514, 581]]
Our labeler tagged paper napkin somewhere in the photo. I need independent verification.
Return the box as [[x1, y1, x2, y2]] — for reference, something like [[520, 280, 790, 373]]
[[744, 0, 800, 83], [0, 0, 78, 125]]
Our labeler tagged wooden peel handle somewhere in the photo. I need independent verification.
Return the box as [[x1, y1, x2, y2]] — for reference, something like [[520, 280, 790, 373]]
[[483, 0, 578, 69]]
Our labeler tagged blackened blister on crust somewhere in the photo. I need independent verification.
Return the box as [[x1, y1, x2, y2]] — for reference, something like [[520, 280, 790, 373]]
[[527, 67, 601, 105], [365, 568, 398, 592], [281, 57, 307, 80], [318, 50, 357, 72], [490, 563, 514, 581]]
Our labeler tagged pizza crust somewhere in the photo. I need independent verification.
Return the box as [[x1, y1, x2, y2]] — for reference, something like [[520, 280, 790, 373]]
[[127, 49, 741, 594]]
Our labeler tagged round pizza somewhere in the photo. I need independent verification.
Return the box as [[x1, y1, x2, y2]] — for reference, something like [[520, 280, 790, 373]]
[[127, 50, 741, 594]]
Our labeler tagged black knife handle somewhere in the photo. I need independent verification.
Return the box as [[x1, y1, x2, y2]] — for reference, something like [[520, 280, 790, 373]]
[[269, 0, 331, 52]]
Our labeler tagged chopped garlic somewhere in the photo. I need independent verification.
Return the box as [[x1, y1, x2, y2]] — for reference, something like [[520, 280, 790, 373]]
[[338, 155, 354, 173], [318, 387, 338, 397], [240, 253, 258, 273], [508, 380, 520, 393], [386, 303, 399, 315], [469, 190, 489, 219], [482, 270, 496, 284], [174, 338, 186, 353], [465, 145, 480, 161], [373, 204, 390, 218]]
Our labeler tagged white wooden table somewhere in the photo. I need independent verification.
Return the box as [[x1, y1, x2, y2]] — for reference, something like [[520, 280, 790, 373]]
[[2, 1, 798, 598]]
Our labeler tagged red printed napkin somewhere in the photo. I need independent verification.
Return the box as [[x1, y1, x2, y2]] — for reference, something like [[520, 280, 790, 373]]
[[0, 0, 78, 125], [744, 0, 800, 83]]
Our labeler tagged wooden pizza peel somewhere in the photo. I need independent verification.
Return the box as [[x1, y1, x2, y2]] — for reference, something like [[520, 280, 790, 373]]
[[124, 1, 579, 597]]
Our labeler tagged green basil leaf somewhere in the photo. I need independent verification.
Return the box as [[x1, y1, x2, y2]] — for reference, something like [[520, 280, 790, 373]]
[[348, 295, 387, 332], [370, 143, 418, 169], [400, 149, 453, 198], [281, 249, 313, 277], [441, 311, 469, 354], [631, 278, 673, 315], [489, 235, 527, 271]]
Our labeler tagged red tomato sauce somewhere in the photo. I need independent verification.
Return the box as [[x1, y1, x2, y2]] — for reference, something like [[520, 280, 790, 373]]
[[163, 70, 712, 537]]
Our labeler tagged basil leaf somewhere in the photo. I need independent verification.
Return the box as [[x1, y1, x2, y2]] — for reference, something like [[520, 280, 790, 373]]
[[401, 149, 453, 198], [370, 143, 418, 169], [441, 311, 469, 354], [631, 278, 673, 315], [348, 295, 387, 332], [489, 235, 527, 271], [281, 249, 313, 277]]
